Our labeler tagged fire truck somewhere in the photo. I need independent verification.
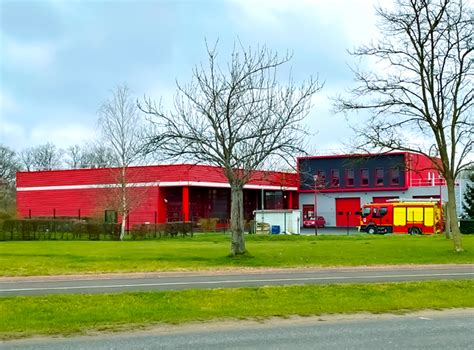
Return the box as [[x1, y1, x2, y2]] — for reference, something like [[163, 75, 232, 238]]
[[359, 200, 443, 235]]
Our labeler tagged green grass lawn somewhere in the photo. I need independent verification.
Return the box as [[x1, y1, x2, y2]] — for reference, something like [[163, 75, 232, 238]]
[[1, 280, 472, 339], [1, 234, 473, 276]]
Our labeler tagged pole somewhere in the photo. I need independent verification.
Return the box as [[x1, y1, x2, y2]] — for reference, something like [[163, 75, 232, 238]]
[[154, 211, 157, 237], [314, 190, 318, 236], [346, 211, 350, 235], [313, 175, 318, 236]]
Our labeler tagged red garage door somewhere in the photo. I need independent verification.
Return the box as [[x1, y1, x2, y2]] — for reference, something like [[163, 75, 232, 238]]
[[336, 197, 361, 227]]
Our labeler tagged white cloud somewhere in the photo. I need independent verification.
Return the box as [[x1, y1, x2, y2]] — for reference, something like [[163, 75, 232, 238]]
[[3, 36, 58, 70], [0, 90, 21, 114], [231, 0, 379, 45], [29, 123, 96, 149], [0, 118, 27, 149]]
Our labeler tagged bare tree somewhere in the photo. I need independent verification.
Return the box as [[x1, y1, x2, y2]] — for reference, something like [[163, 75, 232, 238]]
[[141, 43, 322, 255], [19, 143, 63, 171], [19, 148, 35, 172], [32, 143, 64, 170], [0, 144, 20, 212], [335, 0, 473, 252], [98, 84, 147, 240], [65, 145, 85, 169], [81, 143, 117, 168]]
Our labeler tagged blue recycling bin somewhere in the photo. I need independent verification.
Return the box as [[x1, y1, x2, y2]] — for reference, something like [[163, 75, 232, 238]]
[[271, 225, 280, 234]]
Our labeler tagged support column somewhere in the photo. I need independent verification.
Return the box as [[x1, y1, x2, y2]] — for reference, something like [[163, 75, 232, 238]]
[[288, 191, 293, 209], [157, 186, 167, 223], [182, 186, 190, 222]]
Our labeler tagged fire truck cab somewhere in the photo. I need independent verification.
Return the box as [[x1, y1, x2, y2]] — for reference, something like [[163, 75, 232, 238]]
[[359, 200, 443, 235]]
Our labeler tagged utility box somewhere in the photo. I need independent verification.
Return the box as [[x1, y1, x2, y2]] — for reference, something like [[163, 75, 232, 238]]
[[271, 225, 280, 234], [253, 210, 301, 235]]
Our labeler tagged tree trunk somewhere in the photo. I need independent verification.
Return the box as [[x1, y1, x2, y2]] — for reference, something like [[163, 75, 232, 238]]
[[446, 177, 463, 252], [443, 202, 452, 239], [119, 174, 127, 241], [120, 213, 126, 240], [230, 184, 245, 255]]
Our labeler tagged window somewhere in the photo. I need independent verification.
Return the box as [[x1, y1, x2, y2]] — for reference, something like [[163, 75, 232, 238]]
[[390, 167, 400, 185], [372, 207, 388, 218], [331, 169, 340, 187], [104, 210, 118, 223], [361, 207, 371, 217], [361, 168, 369, 186], [376, 167, 384, 186], [315, 170, 326, 188], [346, 169, 354, 187]]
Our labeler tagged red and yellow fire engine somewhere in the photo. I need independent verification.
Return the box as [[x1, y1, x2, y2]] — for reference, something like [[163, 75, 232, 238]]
[[359, 200, 443, 235]]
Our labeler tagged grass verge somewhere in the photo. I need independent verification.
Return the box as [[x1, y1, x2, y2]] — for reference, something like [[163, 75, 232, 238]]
[[0, 280, 473, 340], [1, 234, 473, 276]]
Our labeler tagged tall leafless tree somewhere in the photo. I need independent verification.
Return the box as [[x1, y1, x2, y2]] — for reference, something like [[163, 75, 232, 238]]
[[98, 84, 147, 240], [335, 0, 472, 252], [141, 43, 322, 255]]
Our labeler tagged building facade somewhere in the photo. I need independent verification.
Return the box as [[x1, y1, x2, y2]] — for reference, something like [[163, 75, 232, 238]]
[[298, 152, 447, 227], [17, 164, 298, 228]]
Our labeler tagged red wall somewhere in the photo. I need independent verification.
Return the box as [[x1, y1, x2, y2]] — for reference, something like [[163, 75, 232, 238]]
[[17, 164, 298, 226], [406, 153, 443, 186], [17, 164, 298, 188]]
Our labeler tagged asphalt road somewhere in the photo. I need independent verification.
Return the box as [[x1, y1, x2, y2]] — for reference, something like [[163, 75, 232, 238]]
[[2, 310, 473, 349], [1, 265, 472, 296]]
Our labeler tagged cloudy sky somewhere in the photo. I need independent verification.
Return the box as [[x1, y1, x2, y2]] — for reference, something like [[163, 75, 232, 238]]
[[0, 0, 379, 154]]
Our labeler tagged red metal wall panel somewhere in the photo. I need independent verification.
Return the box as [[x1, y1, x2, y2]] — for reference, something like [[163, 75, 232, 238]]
[[17, 164, 298, 188], [16, 165, 297, 226], [372, 196, 399, 203]]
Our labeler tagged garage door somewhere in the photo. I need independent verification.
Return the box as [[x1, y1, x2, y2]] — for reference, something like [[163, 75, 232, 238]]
[[336, 197, 361, 227]]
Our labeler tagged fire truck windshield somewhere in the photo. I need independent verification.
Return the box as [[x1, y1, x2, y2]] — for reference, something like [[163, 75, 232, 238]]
[[361, 207, 371, 217]]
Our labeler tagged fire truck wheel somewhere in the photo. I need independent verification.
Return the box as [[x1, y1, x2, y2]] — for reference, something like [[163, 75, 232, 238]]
[[409, 227, 422, 235], [366, 225, 377, 234]]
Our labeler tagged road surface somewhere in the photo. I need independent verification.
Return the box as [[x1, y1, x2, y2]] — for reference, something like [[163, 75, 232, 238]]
[[1, 264, 472, 296], [1, 309, 472, 349]]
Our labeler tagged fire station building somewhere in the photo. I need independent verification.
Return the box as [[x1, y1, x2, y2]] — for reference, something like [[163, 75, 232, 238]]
[[298, 152, 447, 227], [16, 152, 447, 228]]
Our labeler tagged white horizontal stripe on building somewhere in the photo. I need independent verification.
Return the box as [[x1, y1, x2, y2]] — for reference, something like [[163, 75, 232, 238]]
[[17, 181, 297, 192]]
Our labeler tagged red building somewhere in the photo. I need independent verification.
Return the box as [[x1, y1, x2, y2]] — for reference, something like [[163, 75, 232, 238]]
[[17, 164, 298, 228], [298, 152, 446, 227]]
